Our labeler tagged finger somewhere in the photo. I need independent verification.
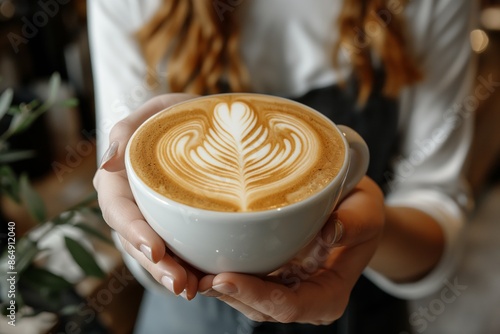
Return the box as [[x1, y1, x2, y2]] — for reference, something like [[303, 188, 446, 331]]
[[198, 275, 217, 296], [319, 215, 344, 247], [170, 254, 204, 300], [100, 93, 198, 171], [284, 215, 343, 271], [212, 272, 346, 325], [117, 234, 192, 296], [317, 178, 384, 283], [210, 283, 277, 322], [216, 294, 276, 323], [276, 177, 379, 276], [183, 269, 200, 300], [332, 176, 385, 248], [198, 274, 271, 321], [212, 273, 299, 323], [270, 213, 343, 280], [96, 169, 166, 263]]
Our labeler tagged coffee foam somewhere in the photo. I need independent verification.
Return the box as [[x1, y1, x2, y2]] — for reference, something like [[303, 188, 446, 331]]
[[129, 95, 345, 212]]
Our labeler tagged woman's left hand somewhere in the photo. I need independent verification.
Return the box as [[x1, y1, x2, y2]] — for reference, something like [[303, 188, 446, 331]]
[[198, 176, 385, 325]]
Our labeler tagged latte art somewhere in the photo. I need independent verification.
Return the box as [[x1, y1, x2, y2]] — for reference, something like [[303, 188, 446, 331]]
[[157, 101, 320, 211], [129, 94, 345, 212]]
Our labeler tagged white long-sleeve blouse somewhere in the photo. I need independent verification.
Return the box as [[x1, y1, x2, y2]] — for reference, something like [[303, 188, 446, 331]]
[[88, 0, 478, 299]]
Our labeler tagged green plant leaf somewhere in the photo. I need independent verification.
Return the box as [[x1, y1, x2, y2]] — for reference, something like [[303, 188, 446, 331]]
[[0, 149, 35, 163], [60, 98, 79, 108], [19, 173, 46, 223], [0, 88, 13, 120], [64, 236, 105, 278], [73, 222, 112, 245], [4, 99, 49, 138], [52, 210, 76, 225], [14, 238, 39, 275], [6, 110, 28, 135], [8, 109, 44, 135], [46, 72, 61, 106], [0, 165, 20, 202], [87, 206, 103, 216], [21, 266, 73, 291], [59, 304, 82, 316], [14, 288, 25, 314], [7, 105, 20, 115], [24, 99, 41, 111]]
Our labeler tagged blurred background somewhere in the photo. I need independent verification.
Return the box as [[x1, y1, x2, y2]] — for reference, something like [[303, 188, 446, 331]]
[[0, 0, 499, 333]]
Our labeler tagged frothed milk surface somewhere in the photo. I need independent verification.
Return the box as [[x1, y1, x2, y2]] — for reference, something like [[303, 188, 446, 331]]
[[129, 94, 345, 212]]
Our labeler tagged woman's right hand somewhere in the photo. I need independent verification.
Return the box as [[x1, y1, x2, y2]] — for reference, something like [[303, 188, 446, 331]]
[[93, 93, 199, 299]]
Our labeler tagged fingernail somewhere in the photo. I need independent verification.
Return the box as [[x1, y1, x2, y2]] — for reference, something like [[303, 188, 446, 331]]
[[161, 275, 176, 294], [99, 141, 118, 169], [212, 282, 238, 295], [330, 219, 344, 246], [200, 288, 222, 298], [322, 218, 344, 246], [180, 289, 188, 300], [139, 244, 153, 262]]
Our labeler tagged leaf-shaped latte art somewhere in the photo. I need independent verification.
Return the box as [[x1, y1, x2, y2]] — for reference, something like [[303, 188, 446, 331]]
[[156, 101, 321, 211]]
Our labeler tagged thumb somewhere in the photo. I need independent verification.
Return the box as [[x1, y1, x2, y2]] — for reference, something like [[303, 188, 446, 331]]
[[99, 93, 198, 172]]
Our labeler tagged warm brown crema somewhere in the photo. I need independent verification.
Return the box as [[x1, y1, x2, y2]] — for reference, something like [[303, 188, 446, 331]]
[[129, 94, 345, 212]]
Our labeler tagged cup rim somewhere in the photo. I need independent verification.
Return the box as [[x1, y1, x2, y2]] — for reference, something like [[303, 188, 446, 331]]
[[125, 93, 350, 217]]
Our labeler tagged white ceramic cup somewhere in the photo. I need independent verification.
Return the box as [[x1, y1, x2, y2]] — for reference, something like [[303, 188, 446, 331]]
[[125, 94, 369, 275]]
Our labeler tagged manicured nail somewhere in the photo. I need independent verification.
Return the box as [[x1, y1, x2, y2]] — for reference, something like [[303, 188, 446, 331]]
[[180, 289, 188, 300], [200, 288, 222, 298], [139, 244, 153, 262], [99, 141, 118, 169], [161, 275, 176, 294], [323, 219, 344, 246], [329, 219, 344, 246], [212, 282, 238, 295]]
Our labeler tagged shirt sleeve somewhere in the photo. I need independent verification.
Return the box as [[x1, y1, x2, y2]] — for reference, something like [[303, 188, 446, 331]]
[[88, 0, 164, 159], [88, 0, 170, 293], [364, 0, 478, 299]]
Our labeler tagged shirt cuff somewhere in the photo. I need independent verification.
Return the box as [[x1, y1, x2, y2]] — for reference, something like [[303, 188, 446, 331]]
[[364, 189, 467, 299]]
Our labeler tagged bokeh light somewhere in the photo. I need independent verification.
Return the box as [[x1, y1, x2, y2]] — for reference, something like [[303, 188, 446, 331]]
[[470, 29, 490, 53]]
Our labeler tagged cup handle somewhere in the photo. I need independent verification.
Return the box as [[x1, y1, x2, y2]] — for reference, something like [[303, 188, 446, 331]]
[[337, 125, 370, 201]]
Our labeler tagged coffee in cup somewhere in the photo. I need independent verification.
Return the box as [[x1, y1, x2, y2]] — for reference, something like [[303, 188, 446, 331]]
[[126, 93, 369, 274], [129, 93, 345, 212]]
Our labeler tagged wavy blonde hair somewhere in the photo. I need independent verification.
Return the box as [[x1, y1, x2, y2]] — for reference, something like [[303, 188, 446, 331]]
[[137, 0, 422, 102]]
